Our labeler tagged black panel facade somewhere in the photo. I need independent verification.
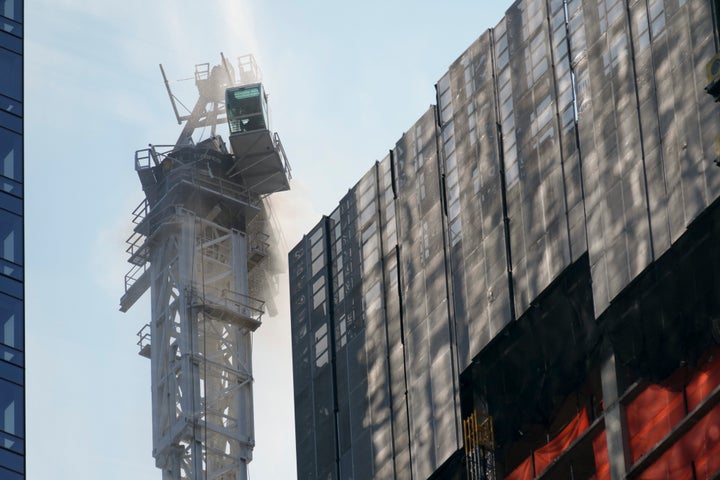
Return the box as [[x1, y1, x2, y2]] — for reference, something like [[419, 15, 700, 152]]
[[0, 1, 23, 479], [291, 0, 720, 478]]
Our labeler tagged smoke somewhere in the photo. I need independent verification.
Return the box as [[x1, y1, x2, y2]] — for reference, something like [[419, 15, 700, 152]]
[[249, 180, 321, 478]]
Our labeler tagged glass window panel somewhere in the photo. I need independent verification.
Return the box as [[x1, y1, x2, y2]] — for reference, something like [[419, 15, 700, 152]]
[[497, 48, 509, 70], [0, 32, 20, 54], [501, 97, 514, 123], [0, 429, 22, 455], [498, 67, 511, 89], [506, 156, 519, 188], [437, 73, 450, 96], [569, 13, 587, 55], [358, 201, 376, 226], [449, 199, 461, 220], [0, 0, 22, 22], [533, 60, 548, 82], [0, 378, 22, 438], [527, 5, 544, 32], [315, 350, 328, 368], [358, 185, 375, 211], [555, 34, 568, 58], [504, 112, 516, 133], [0, 275, 20, 300], [495, 33, 508, 54], [0, 111, 20, 134], [0, 177, 20, 198], [0, 360, 20, 384], [362, 234, 378, 259], [310, 241, 324, 261], [0, 17, 21, 38], [552, 9, 565, 31], [0, 93, 20, 117], [0, 344, 21, 367], [0, 449, 22, 475], [312, 276, 325, 294], [607, 0, 623, 26], [361, 222, 377, 244], [442, 121, 454, 144], [0, 192, 19, 215], [358, 174, 374, 197], [0, 210, 20, 266], [441, 103, 453, 124], [450, 218, 462, 246], [363, 282, 381, 312], [443, 146, 456, 171], [495, 17, 507, 38], [312, 255, 325, 276], [439, 89, 452, 111], [309, 227, 323, 245], [567, 0, 582, 19], [562, 104, 575, 130], [388, 265, 398, 286], [0, 466, 23, 480], [499, 81, 512, 106], [651, 14, 665, 38], [363, 249, 379, 274], [312, 288, 326, 310]]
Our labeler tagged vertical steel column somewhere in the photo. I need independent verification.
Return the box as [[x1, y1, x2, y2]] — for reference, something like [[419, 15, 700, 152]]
[[600, 349, 630, 480]]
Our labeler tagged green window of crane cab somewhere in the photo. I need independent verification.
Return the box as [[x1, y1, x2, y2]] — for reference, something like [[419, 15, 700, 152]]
[[225, 84, 268, 134]]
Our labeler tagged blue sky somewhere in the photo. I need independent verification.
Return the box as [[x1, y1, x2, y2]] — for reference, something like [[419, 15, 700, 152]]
[[25, 1, 512, 478]]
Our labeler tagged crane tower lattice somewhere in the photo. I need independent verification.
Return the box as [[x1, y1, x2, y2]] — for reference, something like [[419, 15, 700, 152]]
[[120, 54, 290, 480]]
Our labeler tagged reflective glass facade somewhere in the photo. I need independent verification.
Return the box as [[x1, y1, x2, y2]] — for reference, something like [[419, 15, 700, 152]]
[[0, 0, 23, 479], [291, 1, 720, 478]]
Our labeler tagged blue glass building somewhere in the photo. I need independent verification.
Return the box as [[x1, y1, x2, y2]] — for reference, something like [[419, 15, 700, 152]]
[[0, 0, 23, 479]]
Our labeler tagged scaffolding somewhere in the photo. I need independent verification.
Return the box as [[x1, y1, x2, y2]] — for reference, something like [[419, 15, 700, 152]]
[[120, 54, 290, 480]]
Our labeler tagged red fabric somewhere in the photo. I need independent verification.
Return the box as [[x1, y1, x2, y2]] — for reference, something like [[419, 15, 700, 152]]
[[625, 384, 685, 462], [505, 456, 533, 480], [686, 406, 720, 479], [533, 409, 590, 475], [639, 404, 720, 480], [686, 349, 720, 411], [591, 429, 610, 480]]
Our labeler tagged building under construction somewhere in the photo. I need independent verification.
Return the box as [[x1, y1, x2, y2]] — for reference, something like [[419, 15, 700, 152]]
[[120, 55, 290, 480], [289, 1, 720, 478]]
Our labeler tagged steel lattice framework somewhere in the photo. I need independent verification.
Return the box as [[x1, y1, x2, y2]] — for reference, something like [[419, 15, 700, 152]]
[[120, 55, 290, 480]]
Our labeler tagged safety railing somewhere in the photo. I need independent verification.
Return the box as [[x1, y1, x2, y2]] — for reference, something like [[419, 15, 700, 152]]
[[131, 199, 149, 226], [136, 324, 151, 357], [148, 167, 260, 211], [124, 262, 148, 293], [248, 231, 270, 258], [274, 132, 292, 180], [189, 285, 265, 325]]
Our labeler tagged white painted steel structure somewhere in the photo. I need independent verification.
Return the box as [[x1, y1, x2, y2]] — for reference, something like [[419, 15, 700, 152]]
[[120, 55, 290, 480]]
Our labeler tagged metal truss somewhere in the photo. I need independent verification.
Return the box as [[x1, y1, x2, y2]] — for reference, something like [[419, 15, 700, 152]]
[[148, 211, 262, 480], [121, 54, 289, 480]]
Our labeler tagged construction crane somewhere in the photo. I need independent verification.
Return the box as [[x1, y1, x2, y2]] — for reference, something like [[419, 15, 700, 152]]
[[119, 53, 290, 480]]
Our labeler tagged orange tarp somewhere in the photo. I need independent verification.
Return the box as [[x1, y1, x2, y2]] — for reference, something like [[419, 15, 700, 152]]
[[534, 408, 590, 475], [505, 456, 533, 480], [504, 409, 590, 480], [638, 404, 720, 480], [591, 429, 610, 480], [626, 347, 720, 479], [625, 384, 685, 462], [685, 350, 720, 412]]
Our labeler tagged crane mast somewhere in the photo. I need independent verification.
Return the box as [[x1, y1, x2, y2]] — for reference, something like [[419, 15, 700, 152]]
[[120, 54, 290, 480]]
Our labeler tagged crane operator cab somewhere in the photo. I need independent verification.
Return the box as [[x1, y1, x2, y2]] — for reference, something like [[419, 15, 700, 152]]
[[225, 83, 290, 194], [226, 83, 268, 134]]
